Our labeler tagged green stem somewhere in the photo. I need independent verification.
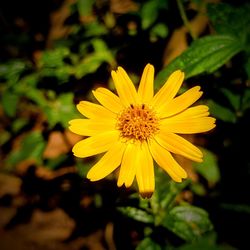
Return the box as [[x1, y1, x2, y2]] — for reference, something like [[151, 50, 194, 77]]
[[176, 0, 196, 40]]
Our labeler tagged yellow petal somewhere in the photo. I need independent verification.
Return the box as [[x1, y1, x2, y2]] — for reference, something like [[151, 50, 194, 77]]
[[77, 101, 116, 119], [158, 86, 203, 118], [161, 117, 216, 134], [117, 143, 138, 188], [169, 105, 210, 119], [87, 140, 126, 181], [69, 118, 116, 136], [160, 105, 216, 134], [135, 142, 155, 198], [111, 67, 139, 107], [92, 87, 123, 113], [155, 131, 203, 162], [72, 130, 119, 158], [138, 64, 154, 104], [150, 70, 184, 110], [149, 139, 187, 182]]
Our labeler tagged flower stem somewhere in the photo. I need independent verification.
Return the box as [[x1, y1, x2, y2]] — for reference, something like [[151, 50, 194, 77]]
[[176, 0, 196, 40]]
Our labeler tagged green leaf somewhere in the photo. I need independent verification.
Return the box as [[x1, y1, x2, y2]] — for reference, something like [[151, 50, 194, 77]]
[[155, 35, 244, 86], [77, 0, 95, 17], [190, 182, 206, 196], [207, 3, 250, 45], [75, 159, 93, 177], [207, 3, 250, 79], [163, 205, 213, 242], [178, 233, 223, 250], [117, 206, 154, 223], [20, 73, 39, 87], [152, 168, 172, 211], [40, 66, 72, 83], [141, 0, 159, 29], [1, 90, 19, 117], [12, 118, 28, 133], [244, 57, 250, 79], [136, 237, 161, 250], [150, 23, 168, 39], [46, 155, 68, 170], [44, 93, 79, 128], [0, 60, 27, 83], [152, 168, 188, 213], [92, 39, 108, 52], [75, 39, 115, 78], [207, 100, 237, 123], [220, 203, 250, 214], [21, 87, 48, 108], [140, 0, 168, 30], [221, 88, 241, 111], [39, 47, 70, 68], [242, 89, 250, 111], [84, 21, 108, 37], [5, 131, 46, 171], [193, 148, 220, 185], [0, 131, 11, 146]]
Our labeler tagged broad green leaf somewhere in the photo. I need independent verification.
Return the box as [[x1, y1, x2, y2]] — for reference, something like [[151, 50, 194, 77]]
[[117, 206, 154, 223], [193, 148, 220, 185], [207, 100, 237, 123], [5, 131, 46, 171], [155, 35, 244, 86], [163, 205, 213, 242], [136, 237, 161, 250]]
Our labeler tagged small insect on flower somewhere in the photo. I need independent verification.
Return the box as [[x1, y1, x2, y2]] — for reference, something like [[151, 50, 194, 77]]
[[69, 64, 216, 198]]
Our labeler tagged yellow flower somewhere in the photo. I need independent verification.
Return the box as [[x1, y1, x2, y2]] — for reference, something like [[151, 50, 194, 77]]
[[69, 64, 216, 198]]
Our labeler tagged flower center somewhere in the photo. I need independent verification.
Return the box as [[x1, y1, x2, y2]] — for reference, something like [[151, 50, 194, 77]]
[[117, 104, 159, 142]]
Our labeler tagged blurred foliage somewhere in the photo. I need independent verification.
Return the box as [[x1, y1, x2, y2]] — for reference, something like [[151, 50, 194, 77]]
[[0, 0, 250, 249]]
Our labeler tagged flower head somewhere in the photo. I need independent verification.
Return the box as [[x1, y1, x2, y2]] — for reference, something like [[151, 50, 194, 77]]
[[69, 64, 216, 198]]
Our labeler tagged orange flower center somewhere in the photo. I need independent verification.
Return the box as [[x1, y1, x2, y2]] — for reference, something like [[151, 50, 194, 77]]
[[117, 104, 159, 142]]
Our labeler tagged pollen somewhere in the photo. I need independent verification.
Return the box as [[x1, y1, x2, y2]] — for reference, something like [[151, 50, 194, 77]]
[[117, 104, 159, 142]]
